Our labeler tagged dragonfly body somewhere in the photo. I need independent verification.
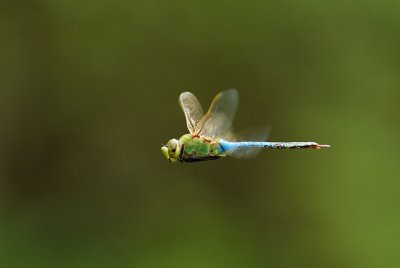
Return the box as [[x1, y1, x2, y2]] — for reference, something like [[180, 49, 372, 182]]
[[161, 89, 329, 163]]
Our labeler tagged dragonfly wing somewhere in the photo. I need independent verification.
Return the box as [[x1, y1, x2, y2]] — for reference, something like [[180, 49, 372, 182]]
[[196, 89, 239, 138], [231, 127, 270, 158], [179, 92, 205, 134]]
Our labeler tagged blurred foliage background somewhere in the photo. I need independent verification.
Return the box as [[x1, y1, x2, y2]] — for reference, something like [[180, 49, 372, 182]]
[[1, 0, 399, 267]]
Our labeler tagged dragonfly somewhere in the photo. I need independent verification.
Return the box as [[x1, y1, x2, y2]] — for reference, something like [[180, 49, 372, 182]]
[[161, 89, 330, 162]]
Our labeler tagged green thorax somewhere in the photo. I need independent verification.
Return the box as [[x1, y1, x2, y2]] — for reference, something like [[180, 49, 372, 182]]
[[179, 134, 225, 160]]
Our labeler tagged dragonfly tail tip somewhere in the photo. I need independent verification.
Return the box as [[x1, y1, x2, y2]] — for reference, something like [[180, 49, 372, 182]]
[[318, 144, 331, 149]]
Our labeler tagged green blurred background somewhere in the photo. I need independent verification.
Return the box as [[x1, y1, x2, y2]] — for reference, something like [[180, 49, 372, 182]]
[[1, 1, 399, 267]]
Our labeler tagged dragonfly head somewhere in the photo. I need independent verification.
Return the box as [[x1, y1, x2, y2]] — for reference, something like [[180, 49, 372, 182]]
[[161, 138, 182, 162]]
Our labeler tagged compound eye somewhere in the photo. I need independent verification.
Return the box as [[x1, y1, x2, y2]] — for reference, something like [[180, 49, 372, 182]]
[[170, 141, 176, 151], [168, 139, 178, 156]]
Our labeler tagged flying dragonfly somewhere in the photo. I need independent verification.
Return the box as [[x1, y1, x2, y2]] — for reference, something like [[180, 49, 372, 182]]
[[161, 89, 330, 162]]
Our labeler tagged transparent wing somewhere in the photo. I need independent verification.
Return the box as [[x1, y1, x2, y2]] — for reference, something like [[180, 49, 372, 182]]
[[231, 127, 270, 158], [179, 92, 205, 134], [196, 89, 239, 138]]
